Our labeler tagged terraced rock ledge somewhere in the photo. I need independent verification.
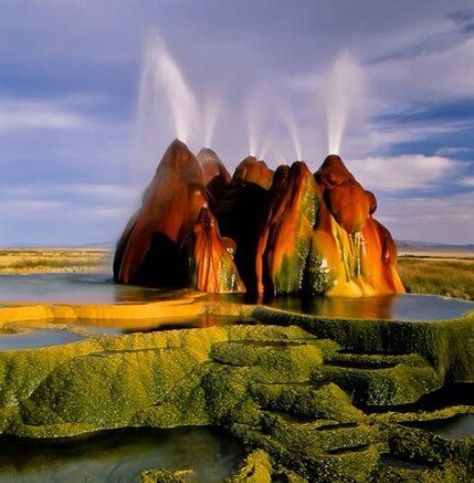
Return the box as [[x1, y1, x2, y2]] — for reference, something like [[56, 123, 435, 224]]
[[0, 301, 472, 482]]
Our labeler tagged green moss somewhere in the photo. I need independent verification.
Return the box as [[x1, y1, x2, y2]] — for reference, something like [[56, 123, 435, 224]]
[[225, 449, 273, 483], [250, 382, 364, 423], [0, 315, 472, 481], [252, 307, 474, 385], [210, 340, 324, 382], [311, 356, 441, 406], [141, 468, 193, 483], [302, 253, 331, 296]]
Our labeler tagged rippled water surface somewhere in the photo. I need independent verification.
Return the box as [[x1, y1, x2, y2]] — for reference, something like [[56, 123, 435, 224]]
[[0, 427, 243, 483]]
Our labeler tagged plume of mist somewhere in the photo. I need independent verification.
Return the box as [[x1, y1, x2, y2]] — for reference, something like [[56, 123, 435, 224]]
[[281, 105, 303, 161], [135, 31, 199, 170], [320, 50, 365, 155], [245, 98, 260, 157], [203, 96, 222, 148]]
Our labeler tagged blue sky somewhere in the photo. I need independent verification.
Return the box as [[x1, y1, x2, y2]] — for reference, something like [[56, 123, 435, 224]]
[[0, 0, 473, 245]]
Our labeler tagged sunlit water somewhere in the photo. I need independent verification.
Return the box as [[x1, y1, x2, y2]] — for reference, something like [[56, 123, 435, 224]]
[[0, 427, 242, 483], [0, 329, 83, 350], [0, 273, 472, 321], [0, 273, 170, 304], [266, 293, 474, 321]]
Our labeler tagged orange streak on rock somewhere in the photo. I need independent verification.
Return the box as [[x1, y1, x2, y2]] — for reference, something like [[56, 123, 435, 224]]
[[309, 155, 405, 296], [193, 208, 245, 293], [233, 156, 274, 190], [114, 140, 207, 285], [256, 162, 318, 295]]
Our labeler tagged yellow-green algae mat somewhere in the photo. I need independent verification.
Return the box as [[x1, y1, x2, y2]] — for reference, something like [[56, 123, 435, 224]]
[[0, 299, 472, 482]]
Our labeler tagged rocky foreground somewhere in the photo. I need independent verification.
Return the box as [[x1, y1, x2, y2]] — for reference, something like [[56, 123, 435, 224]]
[[0, 301, 472, 482], [114, 140, 404, 297]]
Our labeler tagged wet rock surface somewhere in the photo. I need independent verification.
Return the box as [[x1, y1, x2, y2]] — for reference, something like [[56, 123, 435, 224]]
[[0, 307, 472, 482], [114, 141, 405, 297]]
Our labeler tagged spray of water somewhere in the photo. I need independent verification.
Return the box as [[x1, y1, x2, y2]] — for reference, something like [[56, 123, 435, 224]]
[[321, 50, 365, 155], [245, 99, 259, 157], [203, 96, 221, 148], [139, 31, 198, 144], [281, 107, 303, 161]]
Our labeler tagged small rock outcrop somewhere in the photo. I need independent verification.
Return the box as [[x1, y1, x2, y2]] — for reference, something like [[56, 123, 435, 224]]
[[191, 207, 245, 293], [255, 162, 318, 295], [310, 155, 404, 296], [113, 140, 243, 293], [197, 147, 231, 205], [114, 139, 207, 287]]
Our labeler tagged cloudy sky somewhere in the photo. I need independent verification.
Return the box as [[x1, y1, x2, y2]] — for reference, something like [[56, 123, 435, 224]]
[[1, 0, 473, 246]]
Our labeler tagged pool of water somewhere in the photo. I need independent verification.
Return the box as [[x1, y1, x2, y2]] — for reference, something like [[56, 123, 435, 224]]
[[0, 273, 472, 321], [403, 414, 474, 439], [265, 293, 473, 321], [0, 273, 174, 304], [0, 427, 243, 483], [0, 329, 83, 350]]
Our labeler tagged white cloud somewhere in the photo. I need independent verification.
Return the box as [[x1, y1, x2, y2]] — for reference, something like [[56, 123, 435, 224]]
[[369, 37, 474, 107], [376, 192, 474, 244], [0, 182, 141, 206], [349, 154, 458, 192], [459, 175, 474, 187], [0, 97, 90, 133], [436, 146, 474, 156]]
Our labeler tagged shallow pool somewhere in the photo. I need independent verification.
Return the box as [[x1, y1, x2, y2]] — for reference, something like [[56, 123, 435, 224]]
[[404, 414, 474, 439], [0, 427, 242, 483], [0, 273, 173, 304], [238, 293, 473, 321], [0, 329, 83, 350], [0, 273, 472, 321]]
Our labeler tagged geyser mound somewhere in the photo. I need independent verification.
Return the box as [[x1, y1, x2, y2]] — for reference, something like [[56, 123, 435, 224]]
[[114, 141, 404, 297]]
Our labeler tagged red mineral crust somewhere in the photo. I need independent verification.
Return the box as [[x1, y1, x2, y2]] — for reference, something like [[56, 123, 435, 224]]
[[114, 139, 206, 286], [114, 142, 404, 296], [113, 140, 242, 292], [215, 156, 274, 292], [197, 147, 231, 204], [192, 207, 245, 293], [255, 162, 318, 295], [232, 156, 274, 190], [310, 155, 405, 296]]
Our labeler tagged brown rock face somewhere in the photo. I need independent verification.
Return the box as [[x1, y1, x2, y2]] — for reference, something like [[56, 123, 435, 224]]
[[114, 142, 404, 297], [114, 139, 207, 286], [192, 207, 245, 293], [255, 162, 318, 295], [197, 148, 231, 205], [232, 156, 274, 190], [215, 156, 274, 293], [309, 155, 404, 296], [316, 155, 370, 234], [113, 140, 243, 293]]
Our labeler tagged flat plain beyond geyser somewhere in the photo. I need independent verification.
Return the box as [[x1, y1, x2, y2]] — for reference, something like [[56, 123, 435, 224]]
[[0, 2, 473, 482]]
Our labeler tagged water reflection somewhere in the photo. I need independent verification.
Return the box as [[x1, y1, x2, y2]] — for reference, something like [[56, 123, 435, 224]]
[[0, 274, 472, 321], [403, 415, 474, 439], [0, 329, 83, 350], [0, 427, 242, 483], [264, 294, 473, 321], [0, 273, 177, 304]]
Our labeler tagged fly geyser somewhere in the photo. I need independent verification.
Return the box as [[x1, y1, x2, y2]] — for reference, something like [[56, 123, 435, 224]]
[[114, 140, 404, 296]]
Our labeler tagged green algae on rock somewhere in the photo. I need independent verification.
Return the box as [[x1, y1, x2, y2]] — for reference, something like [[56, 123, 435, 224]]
[[0, 309, 472, 482]]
